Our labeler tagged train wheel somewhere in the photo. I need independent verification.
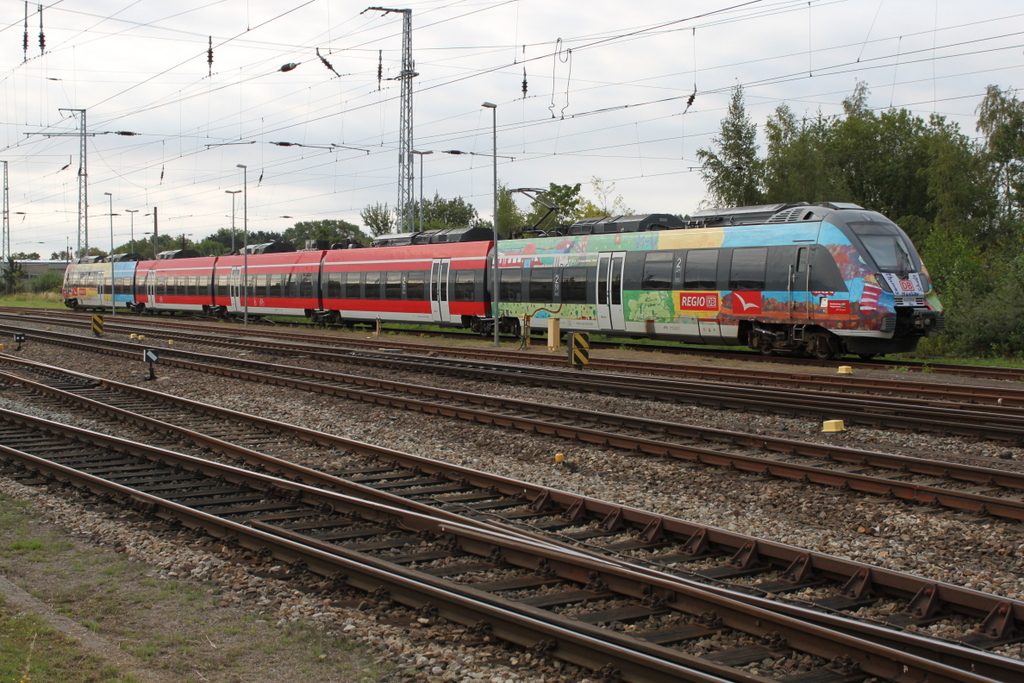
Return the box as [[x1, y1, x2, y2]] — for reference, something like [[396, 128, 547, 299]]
[[810, 333, 837, 360], [758, 345, 774, 356]]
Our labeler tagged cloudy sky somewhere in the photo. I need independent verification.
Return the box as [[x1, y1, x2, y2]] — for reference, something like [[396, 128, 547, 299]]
[[1, 0, 1022, 257]]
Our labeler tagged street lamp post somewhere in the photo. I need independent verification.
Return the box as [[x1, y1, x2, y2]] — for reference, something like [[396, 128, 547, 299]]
[[125, 209, 138, 254], [411, 150, 432, 232], [236, 165, 248, 326], [103, 192, 115, 315], [482, 102, 499, 346], [226, 190, 241, 253]]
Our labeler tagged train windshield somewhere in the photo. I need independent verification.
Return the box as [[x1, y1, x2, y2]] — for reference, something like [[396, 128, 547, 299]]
[[848, 221, 919, 273]]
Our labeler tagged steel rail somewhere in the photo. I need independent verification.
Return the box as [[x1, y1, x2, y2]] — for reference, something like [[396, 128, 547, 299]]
[[6, 311, 1024, 401], [3, 355, 1024, 679], [5, 323, 1024, 443], [9, 332, 1024, 516], [0, 409, 1001, 683], [9, 306, 1024, 382]]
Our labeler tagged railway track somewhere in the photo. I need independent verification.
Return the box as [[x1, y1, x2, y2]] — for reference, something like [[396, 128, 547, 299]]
[[6, 319, 1024, 445], [2, 354, 1024, 679], [6, 306, 1022, 382], [5, 328, 1024, 521], [2, 395, 1023, 682], [3, 310, 1022, 410]]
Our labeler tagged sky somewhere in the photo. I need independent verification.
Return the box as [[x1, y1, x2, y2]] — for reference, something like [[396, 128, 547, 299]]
[[1, 0, 1022, 258]]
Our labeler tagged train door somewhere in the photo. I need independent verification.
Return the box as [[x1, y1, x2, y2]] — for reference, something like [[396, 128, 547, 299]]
[[430, 259, 456, 323], [229, 266, 242, 312], [597, 252, 626, 331], [790, 246, 811, 318]]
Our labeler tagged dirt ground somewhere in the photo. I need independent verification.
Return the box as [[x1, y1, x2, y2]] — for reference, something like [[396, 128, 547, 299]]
[[0, 489, 388, 683]]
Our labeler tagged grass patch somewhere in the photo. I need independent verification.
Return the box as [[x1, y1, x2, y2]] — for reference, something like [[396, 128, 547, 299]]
[[0, 596, 138, 683], [0, 292, 66, 308]]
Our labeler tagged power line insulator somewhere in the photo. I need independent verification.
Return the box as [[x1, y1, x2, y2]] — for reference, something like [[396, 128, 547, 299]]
[[280, 62, 299, 72]]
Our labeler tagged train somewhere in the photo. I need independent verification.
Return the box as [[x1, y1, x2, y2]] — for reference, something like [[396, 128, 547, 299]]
[[62, 202, 945, 360]]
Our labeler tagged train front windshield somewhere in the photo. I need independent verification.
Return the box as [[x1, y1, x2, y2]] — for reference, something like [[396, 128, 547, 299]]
[[847, 221, 921, 274]]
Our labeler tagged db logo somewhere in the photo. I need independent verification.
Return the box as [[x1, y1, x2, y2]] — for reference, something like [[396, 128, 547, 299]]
[[899, 280, 915, 292]]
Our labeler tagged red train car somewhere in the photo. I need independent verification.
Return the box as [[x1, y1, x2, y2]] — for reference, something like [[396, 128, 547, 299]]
[[211, 250, 325, 319], [318, 238, 492, 327], [135, 253, 217, 315]]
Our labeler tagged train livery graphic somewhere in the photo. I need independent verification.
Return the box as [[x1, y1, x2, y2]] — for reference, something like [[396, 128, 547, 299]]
[[62, 202, 945, 359]]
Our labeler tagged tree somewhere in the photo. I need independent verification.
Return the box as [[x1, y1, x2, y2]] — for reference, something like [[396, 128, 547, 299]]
[[195, 239, 228, 257], [588, 176, 633, 215], [763, 105, 842, 203], [10, 251, 40, 260], [360, 202, 395, 236], [496, 184, 527, 237], [696, 85, 765, 207], [283, 219, 368, 246], [1, 257, 25, 294], [418, 194, 480, 232], [976, 85, 1024, 226], [524, 183, 584, 232]]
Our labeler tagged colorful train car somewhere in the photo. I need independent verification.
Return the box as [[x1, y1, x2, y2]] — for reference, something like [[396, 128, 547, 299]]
[[61, 202, 944, 359], [495, 203, 944, 358]]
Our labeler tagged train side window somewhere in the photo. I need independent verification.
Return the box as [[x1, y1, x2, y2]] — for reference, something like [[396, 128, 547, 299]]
[[406, 271, 426, 300], [641, 252, 673, 290], [298, 272, 314, 298], [684, 250, 718, 289], [346, 272, 361, 298], [453, 270, 476, 301], [597, 258, 609, 305], [672, 251, 685, 287], [385, 271, 403, 299], [266, 273, 280, 297], [561, 267, 587, 303], [611, 256, 623, 305], [500, 269, 522, 302], [365, 272, 381, 299], [809, 248, 848, 292], [326, 272, 342, 299], [529, 268, 553, 302], [218, 272, 230, 297], [729, 247, 768, 290]]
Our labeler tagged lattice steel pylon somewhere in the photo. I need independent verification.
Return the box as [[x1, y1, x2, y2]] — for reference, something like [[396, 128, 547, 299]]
[[367, 7, 415, 233], [55, 108, 88, 257], [1, 161, 8, 262]]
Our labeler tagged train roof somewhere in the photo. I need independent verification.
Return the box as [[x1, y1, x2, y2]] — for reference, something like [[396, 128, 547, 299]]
[[566, 214, 685, 235], [687, 202, 865, 227], [371, 226, 492, 247]]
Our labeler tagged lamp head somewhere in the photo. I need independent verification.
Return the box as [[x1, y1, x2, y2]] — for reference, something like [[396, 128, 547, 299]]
[[482, 102, 496, 109]]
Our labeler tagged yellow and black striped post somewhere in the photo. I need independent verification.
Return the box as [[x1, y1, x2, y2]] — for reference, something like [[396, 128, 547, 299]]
[[568, 332, 590, 369], [91, 314, 104, 336]]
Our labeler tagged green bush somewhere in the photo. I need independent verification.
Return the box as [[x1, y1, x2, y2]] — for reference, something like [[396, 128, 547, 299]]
[[30, 270, 65, 293]]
